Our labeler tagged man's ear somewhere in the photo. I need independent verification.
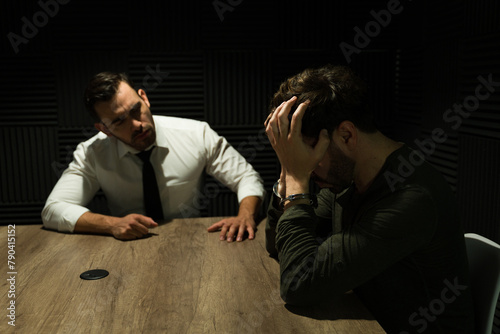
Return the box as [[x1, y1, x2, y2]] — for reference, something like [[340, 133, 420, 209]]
[[95, 122, 113, 137], [138, 88, 151, 108], [335, 121, 357, 149]]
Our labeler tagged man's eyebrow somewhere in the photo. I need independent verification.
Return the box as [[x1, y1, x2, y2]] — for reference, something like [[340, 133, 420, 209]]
[[110, 102, 141, 124], [129, 101, 141, 112]]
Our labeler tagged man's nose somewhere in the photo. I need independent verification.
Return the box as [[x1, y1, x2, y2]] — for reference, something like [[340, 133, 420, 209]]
[[131, 118, 142, 130]]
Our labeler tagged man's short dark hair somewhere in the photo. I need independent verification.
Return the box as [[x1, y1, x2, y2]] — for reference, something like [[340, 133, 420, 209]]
[[269, 65, 376, 138], [84, 72, 135, 122]]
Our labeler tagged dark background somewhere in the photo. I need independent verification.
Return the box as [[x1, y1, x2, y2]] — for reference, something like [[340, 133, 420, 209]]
[[1, 0, 499, 242]]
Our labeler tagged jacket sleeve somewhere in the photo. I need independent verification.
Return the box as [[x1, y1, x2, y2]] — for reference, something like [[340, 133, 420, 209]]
[[265, 188, 336, 259], [276, 186, 437, 306]]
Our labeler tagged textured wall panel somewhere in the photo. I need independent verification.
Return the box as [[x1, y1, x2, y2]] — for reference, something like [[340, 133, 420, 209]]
[[458, 135, 500, 243], [277, 1, 345, 51], [51, 127, 98, 179], [421, 1, 464, 131], [0, 1, 53, 55], [350, 50, 397, 135], [393, 47, 424, 138], [416, 130, 459, 191], [0, 203, 46, 225], [0, 127, 58, 204], [0, 56, 57, 126], [465, 0, 500, 36], [48, 1, 128, 51], [459, 33, 500, 140], [129, 1, 201, 51], [54, 52, 129, 127], [129, 53, 205, 120], [205, 52, 271, 126], [206, 191, 238, 218], [200, 0, 274, 50], [271, 50, 342, 90]]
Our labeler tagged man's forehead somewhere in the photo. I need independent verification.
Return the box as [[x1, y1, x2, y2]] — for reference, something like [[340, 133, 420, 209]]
[[96, 83, 139, 115]]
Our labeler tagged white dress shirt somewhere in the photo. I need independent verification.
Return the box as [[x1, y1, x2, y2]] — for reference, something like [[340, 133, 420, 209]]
[[42, 116, 266, 232]]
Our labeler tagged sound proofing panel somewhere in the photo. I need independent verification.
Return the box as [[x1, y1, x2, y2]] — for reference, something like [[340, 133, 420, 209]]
[[459, 33, 500, 140], [0, 56, 58, 126], [129, 53, 205, 120], [0, 127, 58, 224], [464, 0, 500, 36], [54, 52, 129, 127], [204, 51, 271, 125], [129, 2, 202, 52], [200, 0, 274, 50], [393, 47, 424, 141], [48, 1, 128, 52]]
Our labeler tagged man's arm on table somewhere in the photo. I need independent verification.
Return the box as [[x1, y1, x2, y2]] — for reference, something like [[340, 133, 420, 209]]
[[74, 212, 158, 240], [275, 188, 436, 306], [42, 140, 157, 241], [265, 188, 334, 259], [207, 195, 262, 242], [201, 122, 265, 242]]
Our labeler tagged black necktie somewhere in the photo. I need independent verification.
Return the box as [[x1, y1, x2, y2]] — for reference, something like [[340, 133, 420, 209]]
[[136, 148, 164, 221]]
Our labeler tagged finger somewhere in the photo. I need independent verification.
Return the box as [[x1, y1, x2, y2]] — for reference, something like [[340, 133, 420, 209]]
[[313, 129, 331, 160], [266, 109, 281, 146], [289, 100, 310, 137], [131, 221, 150, 236], [136, 215, 158, 228], [236, 223, 246, 242], [245, 224, 255, 241], [264, 111, 274, 127], [268, 105, 283, 139], [119, 226, 143, 240], [265, 101, 285, 126], [207, 221, 223, 232], [226, 225, 238, 243], [219, 224, 229, 241], [277, 96, 297, 137]]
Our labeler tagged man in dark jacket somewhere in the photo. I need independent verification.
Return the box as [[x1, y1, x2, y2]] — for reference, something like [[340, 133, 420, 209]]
[[264, 65, 474, 333]]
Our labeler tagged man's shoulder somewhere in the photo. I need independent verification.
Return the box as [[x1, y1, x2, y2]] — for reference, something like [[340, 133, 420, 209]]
[[76, 131, 114, 154], [382, 145, 452, 194]]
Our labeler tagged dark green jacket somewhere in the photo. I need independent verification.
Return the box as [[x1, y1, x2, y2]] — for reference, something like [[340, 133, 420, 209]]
[[266, 145, 474, 333]]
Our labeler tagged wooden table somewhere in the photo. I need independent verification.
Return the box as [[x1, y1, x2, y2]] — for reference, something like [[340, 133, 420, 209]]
[[0, 218, 385, 333]]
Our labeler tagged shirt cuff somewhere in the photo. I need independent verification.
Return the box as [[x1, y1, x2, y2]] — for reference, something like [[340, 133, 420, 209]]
[[59, 206, 90, 233]]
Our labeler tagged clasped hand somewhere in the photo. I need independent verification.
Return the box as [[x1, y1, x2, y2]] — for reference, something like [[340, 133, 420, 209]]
[[264, 96, 330, 194]]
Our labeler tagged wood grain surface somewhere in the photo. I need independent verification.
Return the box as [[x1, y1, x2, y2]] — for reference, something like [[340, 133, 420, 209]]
[[0, 218, 385, 333]]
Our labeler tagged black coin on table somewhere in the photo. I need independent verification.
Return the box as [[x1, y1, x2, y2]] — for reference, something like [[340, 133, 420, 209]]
[[80, 269, 109, 280]]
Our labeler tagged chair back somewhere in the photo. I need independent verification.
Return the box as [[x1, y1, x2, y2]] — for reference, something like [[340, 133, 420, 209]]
[[465, 233, 500, 334]]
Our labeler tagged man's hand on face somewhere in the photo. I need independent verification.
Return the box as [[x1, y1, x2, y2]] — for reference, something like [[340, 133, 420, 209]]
[[111, 214, 158, 240], [264, 96, 330, 194]]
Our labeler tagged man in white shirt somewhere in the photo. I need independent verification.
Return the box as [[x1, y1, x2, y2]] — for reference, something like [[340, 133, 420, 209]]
[[42, 72, 265, 241]]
